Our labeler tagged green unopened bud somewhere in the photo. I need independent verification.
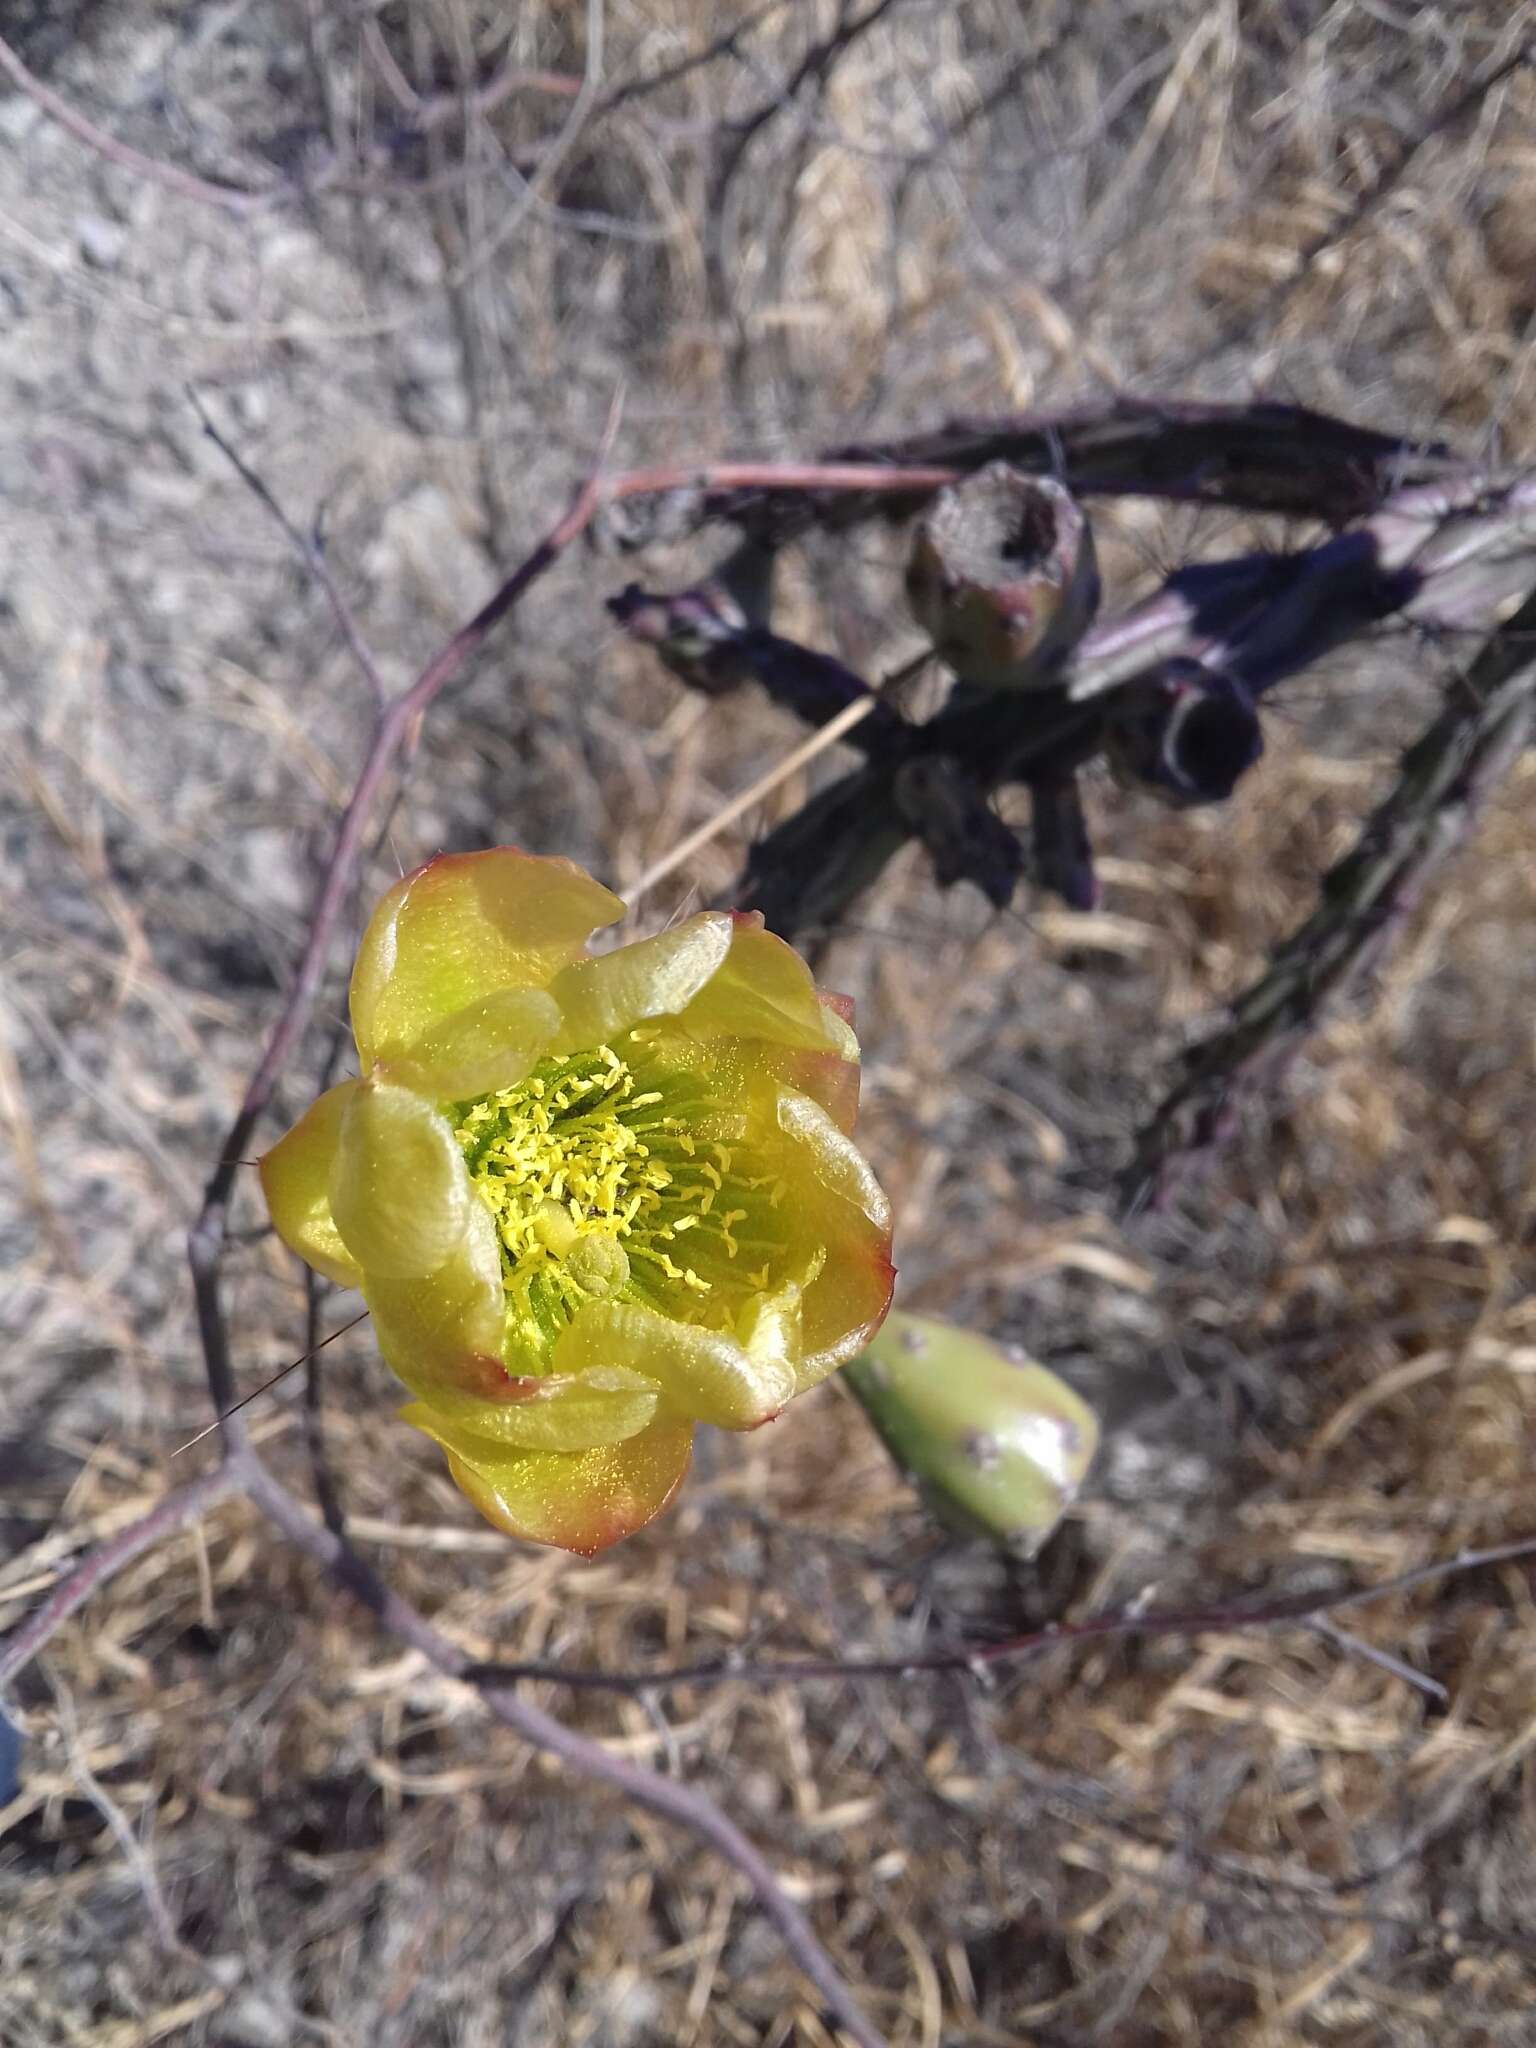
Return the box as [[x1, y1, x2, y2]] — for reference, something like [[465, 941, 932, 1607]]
[[844, 1310, 1098, 1552]]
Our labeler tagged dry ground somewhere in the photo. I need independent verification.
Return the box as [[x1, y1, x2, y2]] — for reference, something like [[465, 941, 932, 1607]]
[[3, 4, 1536, 2044]]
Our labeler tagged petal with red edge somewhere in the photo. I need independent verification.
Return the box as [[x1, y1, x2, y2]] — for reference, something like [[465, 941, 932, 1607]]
[[775, 1044, 861, 1135], [400, 1365, 658, 1453], [330, 1081, 472, 1277], [387, 986, 560, 1101], [776, 1089, 891, 1230], [555, 1301, 795, 1428], [795, 1236, 895, 1391], [350, 848, 623, 1068], [419, 1410, 695, 1555], [547, 914, 733, 1052], [258, 1081, 362, 1289], [674, 913, 844, 1054]]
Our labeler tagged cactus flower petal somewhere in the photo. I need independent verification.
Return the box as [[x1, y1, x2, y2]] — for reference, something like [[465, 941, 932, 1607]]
[[387, 986, 562, 1100], [350, 848, 623, 1068], [426, 1411, 695, 1556], [555, 1301, 796, 1429], [329, 1080, 473, 1278], [547, 913, 733, 1052], [364, 1199, 507, 1396], [260, 847, 894, 1553], [674, 913, 847, 1054], [399, 1364, 659, 1453], [258, 1080, 363, 1289], [775, 1089, 891, 1230]]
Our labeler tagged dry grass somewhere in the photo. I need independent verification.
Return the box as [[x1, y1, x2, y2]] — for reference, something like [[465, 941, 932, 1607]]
[[3, 2, 1536, 2042]]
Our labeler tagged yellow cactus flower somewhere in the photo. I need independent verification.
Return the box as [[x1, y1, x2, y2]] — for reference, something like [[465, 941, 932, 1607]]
[[259, 849, 894, 1554]]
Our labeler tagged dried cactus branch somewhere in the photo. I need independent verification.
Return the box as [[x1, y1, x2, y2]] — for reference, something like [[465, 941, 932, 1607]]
[[1123, 582, 1536, 1211], [693, 399, 1463, 540], [607, 580, 907, 749], [737, 470, 1536, 935]]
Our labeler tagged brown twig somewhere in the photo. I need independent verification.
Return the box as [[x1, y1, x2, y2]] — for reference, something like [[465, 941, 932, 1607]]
[[44, 1666, 193, 1958], [188, 391, 390, 707], [601, 0, 797, 117], [703, 0, 915, 404], [0, 31, 302, 214], [1173, 38, 1535, 378], [0, 1463, 243, 1694], [372, 0, 793, 128]]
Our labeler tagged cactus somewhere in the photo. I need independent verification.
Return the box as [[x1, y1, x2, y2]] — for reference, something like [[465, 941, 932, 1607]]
[[843, 1310, 1099, 1553], [1104, 657, 1264, 806], [904, 465, 1100, 692]]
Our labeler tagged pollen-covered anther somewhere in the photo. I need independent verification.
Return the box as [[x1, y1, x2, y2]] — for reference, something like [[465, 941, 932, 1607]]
[[451, 1041, 799, 1346]]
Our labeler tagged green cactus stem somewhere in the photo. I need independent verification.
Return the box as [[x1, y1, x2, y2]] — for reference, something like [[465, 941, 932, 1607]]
[[843, 1310, 1099, 1552]]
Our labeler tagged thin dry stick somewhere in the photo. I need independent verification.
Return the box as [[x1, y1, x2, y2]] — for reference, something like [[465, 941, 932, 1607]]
[[628, 691, 880, 902], [0, 1463, 242, 1694], [189, 391, 390, 707], [45, 1667, 188, 1958], [1173, 38, 1535, 379], [0, 31, 298, 213], [457, 1535, 1536, 1692]]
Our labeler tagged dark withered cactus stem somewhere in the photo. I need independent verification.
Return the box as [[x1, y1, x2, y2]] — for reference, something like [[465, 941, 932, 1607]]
[[1104, 658, 1265, 807], [607, 581, 907, 746], [905, 465, 1100, 690], [891, 756, 1025, 907], [607, 581, 749, 696], [610, 406, 1535, 941]]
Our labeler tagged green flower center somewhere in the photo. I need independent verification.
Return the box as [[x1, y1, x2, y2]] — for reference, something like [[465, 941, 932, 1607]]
[[451, 1039, 789, 1365]]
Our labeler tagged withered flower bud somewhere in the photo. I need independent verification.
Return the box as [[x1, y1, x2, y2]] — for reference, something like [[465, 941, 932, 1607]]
[[906, 465, 1099, 690]]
